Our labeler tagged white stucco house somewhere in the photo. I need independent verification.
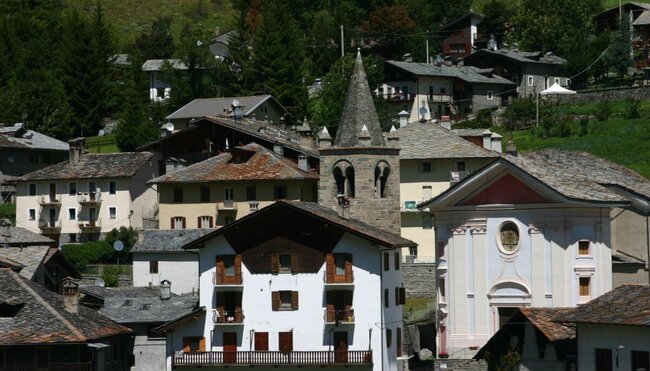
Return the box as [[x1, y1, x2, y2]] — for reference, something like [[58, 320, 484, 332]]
[[561, 284, 650, 371], [142, 59, 188, 103], [15, 138, 160, 244], [419, 149, 650, 359], [154, 200, 414, 371]]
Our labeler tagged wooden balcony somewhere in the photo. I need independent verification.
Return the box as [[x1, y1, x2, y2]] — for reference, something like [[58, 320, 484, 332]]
[[3, 363, 92, 371], [78, 219, 101, 231], [172, 351, 372, 367], [213, 309, 244, 325], [324, 309, 355, 324], [39, 219, 61, 232], [39, 194, 61, 206], [216, 200, 237, 211], [77, 192, 102, 205]]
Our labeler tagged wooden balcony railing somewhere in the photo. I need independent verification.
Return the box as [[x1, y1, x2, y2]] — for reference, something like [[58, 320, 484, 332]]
[[77, 192, 102, 204], [39, 194, 61, 205], [213, 309, 244, 324], [323, 271, 354, 284], [173, 351, 372, 367], [324, 309, 355, 324], [3, 363, 92, 371]]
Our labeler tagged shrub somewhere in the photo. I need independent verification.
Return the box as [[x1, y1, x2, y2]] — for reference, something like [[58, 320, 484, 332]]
[[105, 227, 138, 263], [624, 96, 641, 119], [579, 116, 589, 136], [101, 265, 122, 287], [595, 100, 611, 121], [61, 241, 115, 270], [503, 97, 536, 132]]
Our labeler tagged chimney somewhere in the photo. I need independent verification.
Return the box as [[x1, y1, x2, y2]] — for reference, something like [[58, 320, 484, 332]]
[[273, 142, 284, 156], [298, 155, 309, 172], [505, 137, 517, 156], [67, 138, 85, 165], [160, 280, 172, 300], [397, 110, 409, 128], [61, 277, 79, 315], [482, 130, 492, 151], [318, 127, 332, 148]]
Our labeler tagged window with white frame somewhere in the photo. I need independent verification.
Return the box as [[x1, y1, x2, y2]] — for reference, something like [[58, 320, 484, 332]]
[[578, 240, 590, 256], [108, 207, 116, 219], [527, 76, 534, 86], [68, 208, 76, 220], [173, 216, 185, 229], [199, 216, 212, 228], [579, 276, 591, 303], [487, 90, 494, 100], [28, 209, 36, 221]]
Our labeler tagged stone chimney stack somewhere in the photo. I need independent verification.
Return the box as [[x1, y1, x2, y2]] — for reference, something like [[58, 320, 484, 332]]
[[273, 142, 284, 156], [398, 110, 409, 128], [505, 137, 517, 156], [68, 138, 85, 165], [160, 280, 172, 300], [298, 155, 309, 172], [482, 130, 493, 151], [61, 277, 79, 315]]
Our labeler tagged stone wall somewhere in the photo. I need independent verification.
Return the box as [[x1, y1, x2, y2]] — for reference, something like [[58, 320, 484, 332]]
[[403, 263, 436, 298], [554, 85, 650, 105], [433, 359, 487, 371]]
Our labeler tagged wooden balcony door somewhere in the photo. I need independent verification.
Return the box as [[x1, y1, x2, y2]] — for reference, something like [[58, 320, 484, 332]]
[[216, 255, 242, 284], [334, 332, 348, 363], [216, 292, 242, 323], [223, 332, 237, 364], [48, 208, 56, 226], [326, 291, 353, 322], [326, 253, 352, 283]]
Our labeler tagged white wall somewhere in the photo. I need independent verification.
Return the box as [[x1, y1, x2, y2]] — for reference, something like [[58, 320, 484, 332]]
[[165, 232, 403, 371], [132, 252, 199, 295], [577, 324, 650, 371], [130, 324, 167, 371]]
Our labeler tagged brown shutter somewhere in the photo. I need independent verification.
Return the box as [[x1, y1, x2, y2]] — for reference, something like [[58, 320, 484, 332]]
[[325, 253, 334, 282], [209, 216, 214, 228], [384, 289, 389, 308], [383, 252, 389, 271], [170, 217, 174, 229], [197, 216, 201, 228], [216, 292, 225, 320], [255, 332, 269, 351], [235, 255, 242, 284], [326, 291, 334, 321], [216, 256, 224, 284], [199, 337, 206, 352], [290, 253, 298, 273], [272, 291, 280, 311], [395, 287, 399, 306], [394, 252, 400, 270], [291, 291, 299, 310], [279, 332, 293, 352], [345, 254, 353, 282], [396, 328, 402, 356], [271, 254, 279, 273], [235, 292, 243, 322], [183, 338, 190, 353], [182, 217, 186, 229], [399, 287, 406, 305], [345, 291, 353, 311]]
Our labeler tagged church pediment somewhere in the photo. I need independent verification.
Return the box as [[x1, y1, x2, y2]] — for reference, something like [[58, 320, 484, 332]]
[[461, 173, 552, 206]]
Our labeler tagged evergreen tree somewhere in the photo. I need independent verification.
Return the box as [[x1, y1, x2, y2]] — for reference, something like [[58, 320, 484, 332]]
[[228, 0, 254, 93], [134, 16, 175, 60], [251, 1, 307, 118], [604, 12, 633, 78]]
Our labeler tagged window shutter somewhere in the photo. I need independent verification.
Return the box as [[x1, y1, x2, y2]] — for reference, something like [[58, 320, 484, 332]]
[[326, 291, 335, 321], [183, 338, 191, 353], [235, 292, 243, 322], [182, 217, 186, 229], [216, 292, 225, 319], [345, 254, 353, 282], [326, 253, 334, 282], [396, 328, 402, 356], [209, 216, 214, 228], [272, 291, 280, 311], [345, 291, 353, 310], [399, 287, 406, 305], [394, 252, 400, 270], [279, 332, 293, 352], [395, 287, 399, 306], [255, 332, 269, 351], [199, 337, 206, 352], [170, 217, 174, 229], [197, 216, 201, 228], [384, 289, 389, 308], [216, 256, 224, 284], [235, 255, 242, 284], [383, 252, 389, 271], [386, 329, 392, 348], [271, 254, 279, 273], [290, 253, 298, 273], [291, 291, 299, 310]]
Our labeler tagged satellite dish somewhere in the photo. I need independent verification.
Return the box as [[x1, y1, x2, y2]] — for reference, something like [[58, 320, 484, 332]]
[[113, 240, 124, 252], [419, 107, 428, 116], [232, 99, 240, 108], [164, 122, 174, 132], [95, 277, 105, 287]]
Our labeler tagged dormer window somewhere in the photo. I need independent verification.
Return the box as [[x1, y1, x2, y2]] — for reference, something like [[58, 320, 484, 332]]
[[0, 298, 24, 317]]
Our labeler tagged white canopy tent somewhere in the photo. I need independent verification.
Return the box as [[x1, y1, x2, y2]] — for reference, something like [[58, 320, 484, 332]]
[[536, 83, 576, 126]]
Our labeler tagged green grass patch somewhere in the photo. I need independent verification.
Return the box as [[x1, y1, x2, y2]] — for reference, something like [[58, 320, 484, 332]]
[[0, 203, 16, 225], [85, 134, 120, 153]]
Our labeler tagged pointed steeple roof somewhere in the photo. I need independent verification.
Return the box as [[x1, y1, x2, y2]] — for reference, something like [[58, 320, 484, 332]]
[[333, 51, 386, 147]]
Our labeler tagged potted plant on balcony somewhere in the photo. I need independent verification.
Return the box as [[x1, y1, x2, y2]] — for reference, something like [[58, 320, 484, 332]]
[[438, 352, 449, 359]]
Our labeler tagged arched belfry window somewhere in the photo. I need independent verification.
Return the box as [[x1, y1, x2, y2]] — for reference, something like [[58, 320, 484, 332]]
[[374, 161, 390, 198], [332, 161, 355, 198]]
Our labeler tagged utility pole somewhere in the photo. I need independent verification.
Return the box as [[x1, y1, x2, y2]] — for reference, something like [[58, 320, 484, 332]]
[[340, 25, 345, 58], [425, 30, 430, 63]]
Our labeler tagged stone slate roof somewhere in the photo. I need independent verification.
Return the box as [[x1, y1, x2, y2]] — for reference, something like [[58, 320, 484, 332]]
[[0, 246, 50, 280], [397, 123, 497, 160], [519, 307, 575, 342], [19, 152, 153, 181], [612, 250, 646, 265], [386, 60, 516, 85], [560, 285, 650, 326], [189, 200, 416, 249], [0, 269, 131, 345], [0, 226, 53, 246], [80, 286, 199, 324], [510, 150, 650, 202], [149, 143, 318, 184], [334, 52, 386, 147], [131, 229, 211, 253], [167, 95, 286, 120], [142, 59, 187, 71], [466, 49, 566, 66], [0, 124, 69, 151]]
